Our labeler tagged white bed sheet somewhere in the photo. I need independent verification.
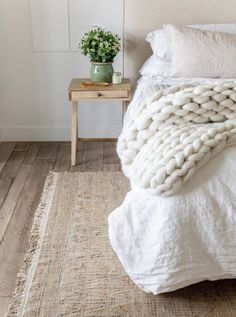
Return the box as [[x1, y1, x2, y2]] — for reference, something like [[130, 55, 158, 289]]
[[108, 76, 236, 294]]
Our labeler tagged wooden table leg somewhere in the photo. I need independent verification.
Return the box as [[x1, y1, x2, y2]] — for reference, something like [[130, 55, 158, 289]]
[[122, 101, 128, 125], [71, 100, 78, 166]]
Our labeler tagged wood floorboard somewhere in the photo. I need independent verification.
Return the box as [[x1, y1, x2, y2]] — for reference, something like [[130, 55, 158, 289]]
[[0, 141, 119, 315], [0, 165, 31, 243], [0, 151, 26, 210], [0, 151, 26, 179], [53, 142, 71, 172], [103, 142, 120, 171], [37, 142, 60, 160], [103, 142, 118, 164], [0, 143, 16, 174], [23, 142, 41, 165], [14, 142, 31, 152], [0, 159, 54, 297], [102, 164, 120, 171]]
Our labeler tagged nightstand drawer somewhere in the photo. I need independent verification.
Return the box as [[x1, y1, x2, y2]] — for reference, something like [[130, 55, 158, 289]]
[[75, 90, 128, 99]]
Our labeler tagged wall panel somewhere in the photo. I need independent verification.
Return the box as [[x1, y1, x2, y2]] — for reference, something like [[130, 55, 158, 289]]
[[30, 0, 69, 51], [69, 0, 123, 51]]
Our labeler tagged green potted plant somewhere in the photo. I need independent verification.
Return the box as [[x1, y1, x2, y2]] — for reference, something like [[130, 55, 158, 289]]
[[79, 25, 121, 83]]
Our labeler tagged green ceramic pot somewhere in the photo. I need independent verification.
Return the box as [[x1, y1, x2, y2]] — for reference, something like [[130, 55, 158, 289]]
[[90, 62, 114, 83]]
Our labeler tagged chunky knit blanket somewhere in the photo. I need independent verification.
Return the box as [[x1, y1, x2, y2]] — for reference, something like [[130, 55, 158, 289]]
[[118, 82, 236, 196]]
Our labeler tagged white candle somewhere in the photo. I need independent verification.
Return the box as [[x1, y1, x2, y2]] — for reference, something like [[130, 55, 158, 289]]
[[112, 72, 122, 84]]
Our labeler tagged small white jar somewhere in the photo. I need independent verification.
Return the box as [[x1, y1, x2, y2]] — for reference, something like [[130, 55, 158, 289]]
[[112, 72, 122, 84]]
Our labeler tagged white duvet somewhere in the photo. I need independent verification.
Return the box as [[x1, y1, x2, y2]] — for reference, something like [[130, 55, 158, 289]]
[[108, 77, 236, 294]]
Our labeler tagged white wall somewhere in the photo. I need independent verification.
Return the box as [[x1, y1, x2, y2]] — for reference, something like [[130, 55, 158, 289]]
[[0, 0, 124, 141]]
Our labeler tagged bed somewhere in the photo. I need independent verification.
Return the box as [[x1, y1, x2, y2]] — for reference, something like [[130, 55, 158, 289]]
[[108, 5, 236, 294], [109, 76, 236, 294]]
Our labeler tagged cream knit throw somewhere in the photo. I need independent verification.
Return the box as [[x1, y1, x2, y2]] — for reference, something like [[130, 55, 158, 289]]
[[118, 82, 236, 196]]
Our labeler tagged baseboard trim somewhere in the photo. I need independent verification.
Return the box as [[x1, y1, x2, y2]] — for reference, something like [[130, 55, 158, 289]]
[[0, 125, 121, 141]]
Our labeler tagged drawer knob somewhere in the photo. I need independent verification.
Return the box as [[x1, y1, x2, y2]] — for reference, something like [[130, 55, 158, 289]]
[[97, 92, 102, 97]]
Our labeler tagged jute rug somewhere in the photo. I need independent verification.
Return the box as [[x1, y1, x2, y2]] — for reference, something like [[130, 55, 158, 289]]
[[6, 172, 236, 316]]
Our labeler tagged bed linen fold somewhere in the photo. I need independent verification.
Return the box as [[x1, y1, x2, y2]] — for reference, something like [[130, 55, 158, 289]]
[[109, 145, 236, 294]]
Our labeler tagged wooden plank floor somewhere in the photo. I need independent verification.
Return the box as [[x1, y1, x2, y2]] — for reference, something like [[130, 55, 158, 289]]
[[0, 141, 120, 316]]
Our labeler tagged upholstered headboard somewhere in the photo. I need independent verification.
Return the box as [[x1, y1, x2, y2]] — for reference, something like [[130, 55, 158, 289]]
[[124, 0, 236, 86]]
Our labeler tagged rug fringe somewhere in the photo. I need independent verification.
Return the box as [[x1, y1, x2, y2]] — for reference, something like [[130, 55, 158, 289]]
[[6, 172, 58, 317]]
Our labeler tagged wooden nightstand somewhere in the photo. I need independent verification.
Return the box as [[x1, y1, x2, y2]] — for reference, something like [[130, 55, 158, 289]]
[[68, 78, 132, 166]]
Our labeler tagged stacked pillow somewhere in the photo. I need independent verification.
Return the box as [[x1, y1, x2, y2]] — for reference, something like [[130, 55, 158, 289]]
[[139, 55, 170, 78], [141, 23, 236, 80]]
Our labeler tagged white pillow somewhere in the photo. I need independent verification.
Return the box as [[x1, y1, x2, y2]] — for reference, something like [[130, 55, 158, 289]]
[[139, 55, 170, 77], [147, 23, 236, 62], [146, 29, 169, 60], [166, 24, 236, 78]]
